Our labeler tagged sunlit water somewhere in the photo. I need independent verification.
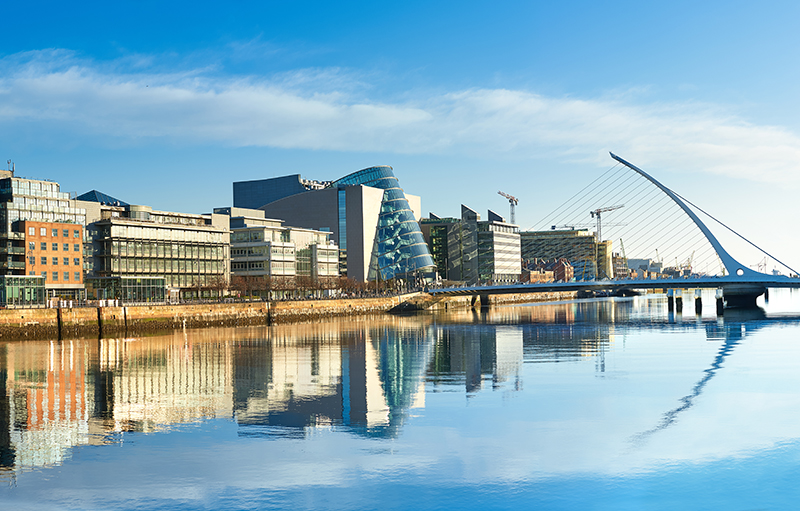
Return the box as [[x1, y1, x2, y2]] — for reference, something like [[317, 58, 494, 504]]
[[3, 290, 800, 510]]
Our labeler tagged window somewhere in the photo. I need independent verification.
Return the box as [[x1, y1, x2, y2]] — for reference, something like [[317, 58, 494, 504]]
[[73, 244, 79, 252], [52, 272, 58, 281], [28, 241, 34, 250], [62, 229, 68, 237], [52, 228, 58, 237], [74, 272, 80, 282], [52, 257, 58, 265], [40, 227, 46, 236], [63, 257, 69, 265], [73, 230, 80, 238], [63, 272, 69, 281], [52, 243, 58, 251], [28, 227, 34, 235], [63, 243, 68, 251], [41, 242, 46, 250], [73, 258, 79, 266], [40, 257, 46, 265], [40, 271, 46, 279], [28, 256, 35, 265]]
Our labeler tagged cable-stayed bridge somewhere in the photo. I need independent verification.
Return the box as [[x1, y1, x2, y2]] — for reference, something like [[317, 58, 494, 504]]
[[430, 153, 800, 308]]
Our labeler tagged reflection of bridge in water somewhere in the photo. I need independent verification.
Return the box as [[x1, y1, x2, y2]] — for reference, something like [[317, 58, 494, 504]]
[[3, 302, 799, 476], [431, 153, 800, 309]]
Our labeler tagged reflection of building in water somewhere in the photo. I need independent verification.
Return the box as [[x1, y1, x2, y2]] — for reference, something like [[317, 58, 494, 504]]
[[0, 318, 434, 475], [232, 322, 431, 438], [0, 340, 96, 477], [0, 331, 237, 477], [95, 335, 234, 432], [428, 301, 633, 384], [428, 326, 523, 393]]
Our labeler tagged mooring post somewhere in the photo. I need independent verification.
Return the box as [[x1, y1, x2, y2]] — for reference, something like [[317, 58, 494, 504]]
[[694, 289, 702, 315]]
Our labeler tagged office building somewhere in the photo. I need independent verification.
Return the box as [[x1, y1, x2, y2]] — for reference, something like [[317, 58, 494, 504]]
[[520, 229, 612, 281], [77, 192, 229, 300], [0, 170, 88, 299], [420, 206, 521, 285], [234, 166, 434, 282], [217, 207, 339, 282]]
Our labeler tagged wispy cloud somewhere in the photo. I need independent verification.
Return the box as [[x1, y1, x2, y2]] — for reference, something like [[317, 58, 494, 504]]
[[2, 50, 800, 184]]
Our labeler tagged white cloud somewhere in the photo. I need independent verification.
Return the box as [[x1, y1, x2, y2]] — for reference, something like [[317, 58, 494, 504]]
[[2, 50, 800, 184]]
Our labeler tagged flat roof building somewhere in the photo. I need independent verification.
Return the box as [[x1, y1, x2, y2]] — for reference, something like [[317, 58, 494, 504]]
[[421, 206, 521, 285], [234, 166, 434, 282], [216, 207, 339, 283], [0, 171, 87, 298], [77, 196, 229, 300], [520, 229, 612, 281]]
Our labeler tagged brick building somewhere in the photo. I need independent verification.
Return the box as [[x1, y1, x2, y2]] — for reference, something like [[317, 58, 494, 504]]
[[22, 221, 84, 298]]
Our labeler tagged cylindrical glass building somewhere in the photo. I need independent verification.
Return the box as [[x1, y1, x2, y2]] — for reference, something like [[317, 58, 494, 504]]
[[330, 166, 435, 280]]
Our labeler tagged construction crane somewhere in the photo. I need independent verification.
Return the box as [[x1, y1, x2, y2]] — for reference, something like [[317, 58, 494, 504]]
[[498, 191, 519, 224], [682, 251, 695, 273], [589, 204, 624, 242]]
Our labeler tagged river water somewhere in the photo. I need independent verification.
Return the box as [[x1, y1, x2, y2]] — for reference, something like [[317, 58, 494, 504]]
[[3, 290, 800, 510]]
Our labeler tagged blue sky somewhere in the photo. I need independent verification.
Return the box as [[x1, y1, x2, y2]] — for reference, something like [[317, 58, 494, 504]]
[[3, 1, 800, 269]]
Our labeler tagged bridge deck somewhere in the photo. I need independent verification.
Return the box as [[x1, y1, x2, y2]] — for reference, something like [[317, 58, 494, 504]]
[[429, 275, 800, 296]]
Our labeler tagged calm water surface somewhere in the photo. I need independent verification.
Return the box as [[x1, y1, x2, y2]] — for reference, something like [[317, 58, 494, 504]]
[[3, 291, 800, 510]]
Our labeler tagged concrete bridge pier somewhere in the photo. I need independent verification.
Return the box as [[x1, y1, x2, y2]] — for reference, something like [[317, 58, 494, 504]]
[[675, 289, 683, 314], [479, 294, 491, 309], [667, 289, 675, 312], [723, 284, 767, 309], [715, 289, 724, 316], [694, 289, 702, 315]]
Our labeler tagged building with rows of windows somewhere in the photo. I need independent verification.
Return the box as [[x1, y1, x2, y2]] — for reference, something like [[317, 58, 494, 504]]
[[0, 170, 88, 300], [233, 166, 433, 282], [76, 195, 229, 301], [420, 206, 521, 285], [218, 207, 339, 283]]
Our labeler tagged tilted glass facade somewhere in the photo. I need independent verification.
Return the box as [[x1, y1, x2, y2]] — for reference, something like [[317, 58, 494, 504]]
[[331, 166, 434, 280]]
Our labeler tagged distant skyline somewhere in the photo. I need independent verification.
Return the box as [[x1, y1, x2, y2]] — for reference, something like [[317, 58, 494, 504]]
[[3, 1, 800, 270]]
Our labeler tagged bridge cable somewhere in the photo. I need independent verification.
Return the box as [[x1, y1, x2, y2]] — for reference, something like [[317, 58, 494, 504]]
[[671, 190, 800, 276]]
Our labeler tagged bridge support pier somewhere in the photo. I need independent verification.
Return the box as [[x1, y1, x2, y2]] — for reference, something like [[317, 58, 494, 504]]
[[694, 289, 702, 315], [716, 289, 724, 316], [479, 294, 490, 309], [675, 289, 683, 313], [667, 289, 674, 312], [723, 284, 766, 309]]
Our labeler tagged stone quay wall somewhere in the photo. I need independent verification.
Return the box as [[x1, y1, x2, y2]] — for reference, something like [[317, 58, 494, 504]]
[[0, 290, 573, 341], [0, 295, 409, 340]]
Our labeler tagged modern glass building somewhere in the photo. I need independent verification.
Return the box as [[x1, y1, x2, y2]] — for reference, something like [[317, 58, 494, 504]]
[[420, 206, 520, 285], [0, 275, 46, 307], [329, 166, 435, 281], [85, 276, 167, 303], [244, 166, 434, 282], [520, 229, 612, 280]]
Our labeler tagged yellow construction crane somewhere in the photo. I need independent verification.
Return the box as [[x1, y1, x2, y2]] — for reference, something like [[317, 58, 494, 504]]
[[590, 204, 624, 241], [498, 191, 519, 224]]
